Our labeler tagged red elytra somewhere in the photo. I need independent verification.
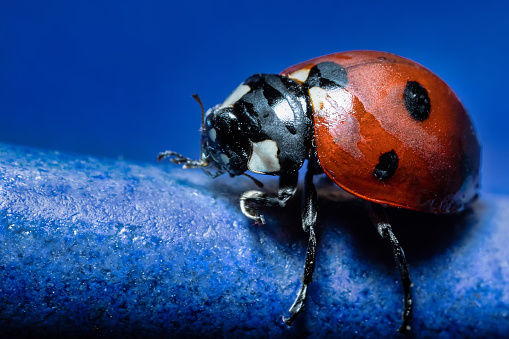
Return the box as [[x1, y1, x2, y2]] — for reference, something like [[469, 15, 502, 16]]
[[281, 51, 481, 213]]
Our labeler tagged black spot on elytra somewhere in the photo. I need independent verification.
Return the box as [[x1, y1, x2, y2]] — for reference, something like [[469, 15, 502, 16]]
[[304, 61, 347, 90], [404, 81, 430, 121], [373, 150, 399, 180]]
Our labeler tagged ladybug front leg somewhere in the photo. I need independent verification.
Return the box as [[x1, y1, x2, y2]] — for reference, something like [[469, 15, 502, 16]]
[[239, 172, 298, 225], [367, 202, 413, 333], [157, 151, 206, 169], [283, 159, 320, 326]]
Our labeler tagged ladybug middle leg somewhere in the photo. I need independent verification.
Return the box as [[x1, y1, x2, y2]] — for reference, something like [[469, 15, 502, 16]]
[[239, 158, 321, 326], [283, 158, 320, 325], [367, 202, 413, 333]]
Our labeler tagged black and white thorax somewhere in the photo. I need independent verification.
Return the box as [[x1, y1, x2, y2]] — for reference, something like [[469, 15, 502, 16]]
[[202, 73, 313, 177]]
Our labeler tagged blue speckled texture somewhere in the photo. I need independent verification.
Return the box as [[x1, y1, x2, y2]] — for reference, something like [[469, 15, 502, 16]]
[[0, 142, 508, 338]]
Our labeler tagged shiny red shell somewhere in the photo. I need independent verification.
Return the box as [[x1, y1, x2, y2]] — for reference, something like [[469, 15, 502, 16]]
[[281, 51, 481, 213]]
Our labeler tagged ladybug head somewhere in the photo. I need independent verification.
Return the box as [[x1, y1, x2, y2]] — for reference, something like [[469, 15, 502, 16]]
[[200, 104, 250, 177], [159, 74, 311, 179], [158, 94, 251, 178]]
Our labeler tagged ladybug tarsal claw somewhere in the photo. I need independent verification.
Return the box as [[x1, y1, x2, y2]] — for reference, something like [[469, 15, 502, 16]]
[[157, 150, 185, 162], [239, 194, 265, 224], [282, 314, 296, 326], [255, 214, 265, 226], [283, 283, 310, 326]]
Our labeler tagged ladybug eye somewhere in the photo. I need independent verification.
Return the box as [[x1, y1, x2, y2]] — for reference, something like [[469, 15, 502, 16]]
[[373, 150, 399, 180], [404, 81, 430, 121]]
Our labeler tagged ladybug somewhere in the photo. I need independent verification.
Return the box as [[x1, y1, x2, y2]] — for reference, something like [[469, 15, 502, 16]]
[[159, 51, 481, 332]]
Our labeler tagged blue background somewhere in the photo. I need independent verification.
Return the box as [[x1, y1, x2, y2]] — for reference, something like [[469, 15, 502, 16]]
[[0, 0, 508, 194]]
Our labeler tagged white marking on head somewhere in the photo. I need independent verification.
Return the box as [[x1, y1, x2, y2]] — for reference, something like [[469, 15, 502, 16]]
[[221, 84, 251, 108], [273, 99, 295, 126], [220, 153, 230, 165], [208, 128, 216, 142], [288, 68, 311, 83], [247, 140, 280, 174]]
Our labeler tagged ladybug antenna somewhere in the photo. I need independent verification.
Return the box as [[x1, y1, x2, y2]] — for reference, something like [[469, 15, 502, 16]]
[[243, 172, 264, 188], [157, 94, 211, 171], [192, 93, 206, 131]]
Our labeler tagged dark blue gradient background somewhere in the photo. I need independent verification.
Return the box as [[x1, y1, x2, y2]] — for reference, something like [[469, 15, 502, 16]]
[[1, 0, 508, 194]]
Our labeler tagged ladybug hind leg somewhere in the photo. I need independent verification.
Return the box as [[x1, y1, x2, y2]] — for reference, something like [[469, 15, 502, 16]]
[[367, 202, 413, 333]]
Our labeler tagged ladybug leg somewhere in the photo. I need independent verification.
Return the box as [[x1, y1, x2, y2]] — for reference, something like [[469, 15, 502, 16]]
[[283, 160, 319, 326], [367, 202, 413, 333], [157, 151, 205, 169], [239, 172, 298, 225]]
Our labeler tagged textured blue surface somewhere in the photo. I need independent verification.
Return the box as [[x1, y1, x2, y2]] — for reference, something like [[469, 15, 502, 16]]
[[0, 142, 508, 338]]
